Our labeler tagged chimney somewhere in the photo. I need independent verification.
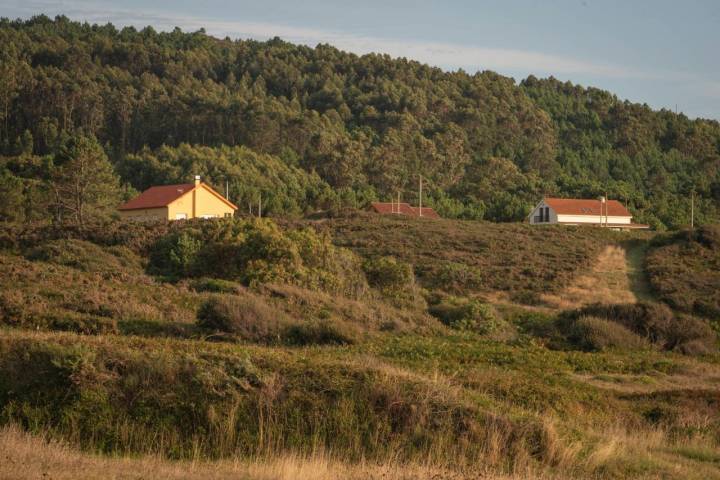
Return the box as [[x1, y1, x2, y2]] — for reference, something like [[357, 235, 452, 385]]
[[194, 175, 201, 187]]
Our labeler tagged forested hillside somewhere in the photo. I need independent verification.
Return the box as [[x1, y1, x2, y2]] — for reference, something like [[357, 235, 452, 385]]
[[1, 15, 719, 227]]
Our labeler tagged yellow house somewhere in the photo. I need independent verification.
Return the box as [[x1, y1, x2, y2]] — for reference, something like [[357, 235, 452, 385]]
[[119, 176, 237, 221]]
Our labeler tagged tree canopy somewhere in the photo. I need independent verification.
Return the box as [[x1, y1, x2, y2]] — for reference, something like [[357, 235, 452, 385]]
[[1, 15, 718, 227]]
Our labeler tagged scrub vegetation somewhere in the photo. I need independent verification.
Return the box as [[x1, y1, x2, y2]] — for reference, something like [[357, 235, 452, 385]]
[[1, 14, 719, 480], [1, 217, 719, 479]]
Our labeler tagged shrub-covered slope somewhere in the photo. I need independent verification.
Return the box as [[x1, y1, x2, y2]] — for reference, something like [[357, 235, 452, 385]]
[[646, 225, 720, 321], [324, 211, 626, 300], [1, 217, 719, 479]]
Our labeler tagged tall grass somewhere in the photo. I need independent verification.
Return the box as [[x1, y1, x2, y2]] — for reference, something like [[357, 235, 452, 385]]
[[0, 331, 562, 472]]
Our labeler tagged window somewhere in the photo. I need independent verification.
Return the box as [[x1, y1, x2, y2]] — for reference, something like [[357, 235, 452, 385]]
[[544, 207, 550, 222], [224, 212, 232, 218], [200, 214, 217, 219], [175, 213, 187, 220]]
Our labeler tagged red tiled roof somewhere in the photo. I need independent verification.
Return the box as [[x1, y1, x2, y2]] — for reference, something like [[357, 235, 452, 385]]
[[119, 184, 195, 210], [370, 202, 440, 219], [544, 198, 631, 217], [119, 182, 238, 211]]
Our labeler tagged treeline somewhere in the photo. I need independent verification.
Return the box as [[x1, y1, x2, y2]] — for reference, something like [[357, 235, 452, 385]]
[[1, 15, 719, 227]]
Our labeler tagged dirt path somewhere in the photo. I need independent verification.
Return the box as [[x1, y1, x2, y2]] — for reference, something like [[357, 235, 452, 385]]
[[541, 244, 651, 310], [624, 242, 655, 302]]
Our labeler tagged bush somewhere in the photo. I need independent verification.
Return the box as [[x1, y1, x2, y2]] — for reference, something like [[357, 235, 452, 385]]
[[150, 219, 367, 296], [569, 316, 649, 351], [429, 296, 502, 334], [559, 302, 717, 355], [363, 256, 413, 292], [508, 310, 558, 339], [571, 302, 675, 344], [150, 231, 202, 277], [432, 262, 483, 293], [283, 320, 357, 346], [196, 294, 289, 342], [363, 256, 421, 307], [189, 278, 241, 294], [667, 314, 718, 354], [196, 293, 359, 346]]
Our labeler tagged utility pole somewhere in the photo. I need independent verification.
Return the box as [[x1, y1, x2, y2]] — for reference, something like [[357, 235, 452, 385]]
[[258, 195, 262, 218], [419, 176, 423, 217], [605, 191, 608, 228], [397, 191, 401, 214], [691, 190, 695, 231], [225, 180, 229, 199]]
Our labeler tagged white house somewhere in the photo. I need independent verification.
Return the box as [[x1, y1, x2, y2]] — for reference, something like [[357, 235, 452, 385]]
[[528, 197, 649, 230]]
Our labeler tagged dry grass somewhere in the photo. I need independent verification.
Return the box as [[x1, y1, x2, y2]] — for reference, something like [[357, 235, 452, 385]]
[[582, 423, 720, 480], [541, 245, 638, 309], [4, 421, 720, 480], [0, 425, 532, 480]]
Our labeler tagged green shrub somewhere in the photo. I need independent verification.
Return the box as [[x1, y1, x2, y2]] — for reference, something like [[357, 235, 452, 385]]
[[508, 310, 558, 339], [362, 256, 421, 306], [283, 320, 357, 346], [432, 262, 483, 293], [570, 316, 649, 352], [429, 296, 501, 334], [189, 278, 240, 294], [363, 256, 413, 291], [559, 302, 717, 355], [150, 231, 202, 277], [570, 302, 675, 344], [196, 293, 288, 342], [150, 219, 367, 296]]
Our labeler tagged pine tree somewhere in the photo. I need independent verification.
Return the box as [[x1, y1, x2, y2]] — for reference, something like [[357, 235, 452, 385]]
[[49, 135, 121, 225]]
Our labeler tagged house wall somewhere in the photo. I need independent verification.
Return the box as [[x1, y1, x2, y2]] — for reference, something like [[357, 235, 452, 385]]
[[528, 201, 558, 224], [166, 185, 235, 220], [119, 207, 168, 222], [556, 215, 631, 225]]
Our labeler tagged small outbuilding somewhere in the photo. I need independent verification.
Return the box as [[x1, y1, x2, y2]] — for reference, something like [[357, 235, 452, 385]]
[[119, 176, 237, 221], [528, 197, 649, 230]]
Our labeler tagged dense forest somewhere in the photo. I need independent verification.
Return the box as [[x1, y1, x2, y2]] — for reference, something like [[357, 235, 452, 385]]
[[1, 15, 719, 228]]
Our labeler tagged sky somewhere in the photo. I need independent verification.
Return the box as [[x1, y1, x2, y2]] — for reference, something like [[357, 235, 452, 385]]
[[3, 0, 720, 120]]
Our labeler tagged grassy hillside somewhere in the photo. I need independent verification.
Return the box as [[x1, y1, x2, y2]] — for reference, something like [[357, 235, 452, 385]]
[[322, 211, 636, 301], [1, 216, 719, 479], [646, 225, 720, 322]]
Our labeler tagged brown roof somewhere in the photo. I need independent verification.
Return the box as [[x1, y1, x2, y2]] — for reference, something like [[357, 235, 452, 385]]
[[544, 197, 631, 217], [370, 202, 440, 219], [119, 183, 238, 211]]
